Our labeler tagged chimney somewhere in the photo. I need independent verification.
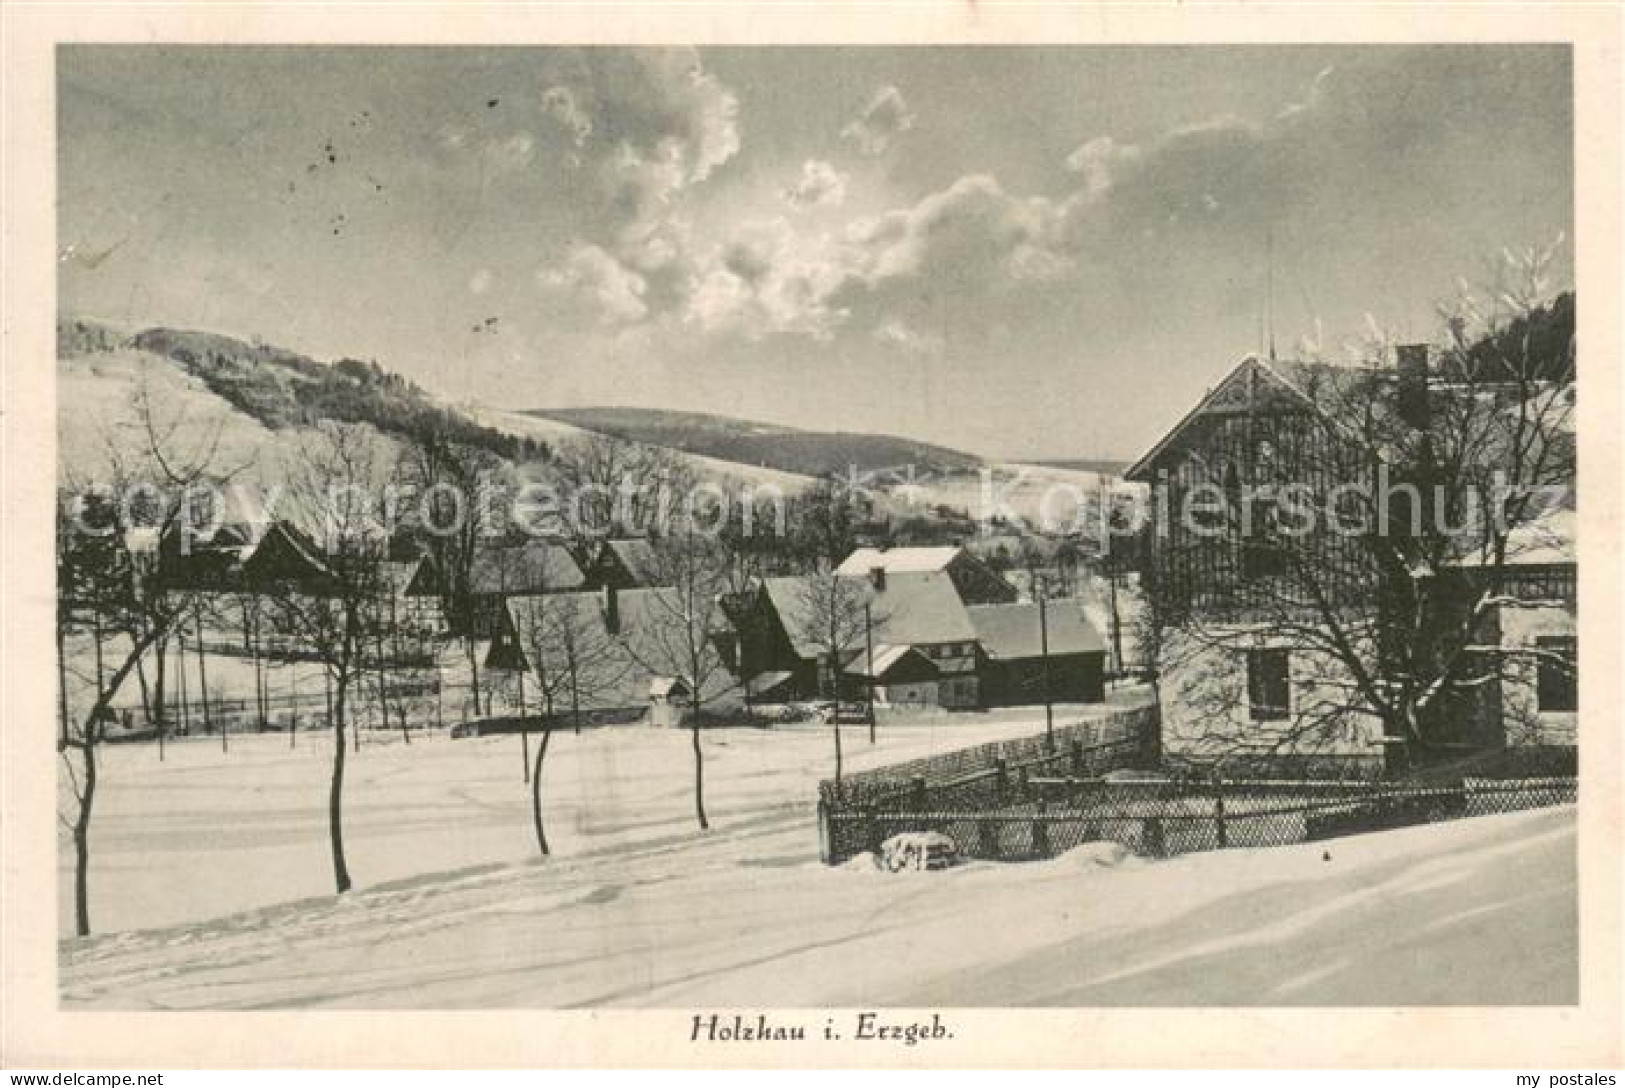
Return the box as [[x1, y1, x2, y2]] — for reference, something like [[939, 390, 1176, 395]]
[[1396, 343, 1431, 430], [869, 566, 886, 592], [601, 583, 620, 635]]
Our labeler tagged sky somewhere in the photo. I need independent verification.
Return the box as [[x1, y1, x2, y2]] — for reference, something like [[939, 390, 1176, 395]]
[[58, 45, 1572, 461]]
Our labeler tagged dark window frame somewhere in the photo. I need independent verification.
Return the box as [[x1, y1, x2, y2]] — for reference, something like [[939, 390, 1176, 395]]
[[1247, 647, 1291, 722], [1535, 635, 1578, 713]]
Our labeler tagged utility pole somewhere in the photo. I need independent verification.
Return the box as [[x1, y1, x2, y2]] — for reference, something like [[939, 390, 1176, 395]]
[[57, 614, 72, 750], [518, 663, 530, 784], [176, 631, 191, 736], [864, 602, 877, 745], [1038, 578, 1054, 751], [193, 610, 218, 749], [1266, 225, 1277, 362], [1107, 562, 1124, 684], [245, 599, 266, 731]]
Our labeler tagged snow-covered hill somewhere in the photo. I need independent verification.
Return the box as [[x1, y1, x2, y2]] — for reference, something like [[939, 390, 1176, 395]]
[[56, 320, 1130, 537]]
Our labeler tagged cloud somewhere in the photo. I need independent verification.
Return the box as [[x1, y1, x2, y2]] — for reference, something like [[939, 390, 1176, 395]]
[[435, 123, 471, 151], [827, 175, 1071, 320], [543, 50, 1570, 355], [685, 218, 845, 341], [841, 85, 914, 156], [432, 123, 538, 177], [675, 176, 1075, 344], [488, 133, 537, 172], [1064, 135, 1141, 199], [782, 159, 848, 210], [535, 48, 746, 326], [541, 85, 592, 146], [873, 319, 943, 356], [539, 243, 649, 324], [547, 48, 741, 233], [1053, 52, 1569, 247]]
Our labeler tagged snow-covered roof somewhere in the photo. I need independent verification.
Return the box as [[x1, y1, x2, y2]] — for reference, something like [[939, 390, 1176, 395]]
[[124, 526, 161, 554], [606, 539, 663, 586], [836, 546, 962, 575], [841, 643, 935, 681], [764, 570, 977, 658], [649, 676, 690, 699], [470, 541, 587, 595], [1454, 507, 1577, 568], [967, 599, 1106, 660], [744, 670, 795, 698], [870, 572, 979, 646], [497, 588, 736, 711], [1126, 353, 1575, 482]]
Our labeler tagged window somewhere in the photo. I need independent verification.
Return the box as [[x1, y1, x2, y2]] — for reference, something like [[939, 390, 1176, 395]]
[[1241, 541, 1285, 579], [1247, 647, 1291, 722], [1535, 636, 1577, 713], [1240, 492, 1286, 579]]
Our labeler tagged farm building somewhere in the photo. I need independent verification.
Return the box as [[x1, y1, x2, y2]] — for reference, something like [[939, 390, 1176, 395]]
[[836, 545, 1018, 605], [484, 585, 739, 728], [1124, 328, 1576, 774], [466, 541, 589, 636], [839, 644, 943, 708], [738, 548, 1108, 711], [752, 569, 982, 708], [967, 600, 1107, 706], [576, 538, 664, 590]]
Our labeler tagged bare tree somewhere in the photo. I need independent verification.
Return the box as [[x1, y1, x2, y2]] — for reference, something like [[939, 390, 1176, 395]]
[[402, 430, 508, 717], [621, 530, 737, 831], [548, 432, 691, 544], [57, 386, 237, 935], [232, 588, 270, 732], [787, 476, 862, 569], [790, 571, 882, 781], [259, 421, 398, 894], [508, 592, 629, 854]]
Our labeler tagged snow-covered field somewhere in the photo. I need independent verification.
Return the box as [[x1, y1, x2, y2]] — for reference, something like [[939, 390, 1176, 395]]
[[60, 705, 1575, 1008], [59, 707, 1106, 936], [900, 463, 1128, 535]]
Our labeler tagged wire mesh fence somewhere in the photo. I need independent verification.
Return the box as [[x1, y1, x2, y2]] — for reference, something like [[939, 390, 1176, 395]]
[[818, 713, 1577, 865]]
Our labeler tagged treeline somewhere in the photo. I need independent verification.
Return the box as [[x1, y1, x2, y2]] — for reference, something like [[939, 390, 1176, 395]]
[[528, 407, 986, 478]]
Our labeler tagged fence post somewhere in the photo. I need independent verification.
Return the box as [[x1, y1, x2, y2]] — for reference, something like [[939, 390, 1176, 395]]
[[979, 816, 999, 859], [910, 775, 927, 810], [816, 797, 833, 864], [1070, 738, 1085, 777], [1213, 777, 1228, 849], [1032, 800, 1050, 858], [867, 805, 885, 856], [994, 757, 1009, 805], [1143, 816, 1166, 858]]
